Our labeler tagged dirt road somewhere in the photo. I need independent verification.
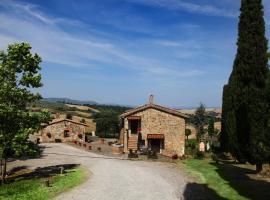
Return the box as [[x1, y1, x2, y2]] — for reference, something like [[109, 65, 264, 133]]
[[13, 143, 193, 200]]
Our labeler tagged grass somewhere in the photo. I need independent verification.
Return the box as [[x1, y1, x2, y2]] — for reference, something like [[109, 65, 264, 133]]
[[0, 167, 86, 200], [181, 159, 249, 200]]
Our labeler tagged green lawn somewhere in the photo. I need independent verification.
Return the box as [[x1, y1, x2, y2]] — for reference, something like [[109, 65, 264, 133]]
[[0, 167, 86, 200], [181, 159, 251, 200]]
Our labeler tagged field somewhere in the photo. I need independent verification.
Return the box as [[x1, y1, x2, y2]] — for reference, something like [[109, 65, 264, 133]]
[[65, 104, 100, 113]]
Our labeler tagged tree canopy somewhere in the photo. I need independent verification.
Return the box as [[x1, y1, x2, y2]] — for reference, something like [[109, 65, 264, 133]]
[[92, 110, 120, 138], [190, 103, 208, 141], [0, 43, 51, 182], [221, 0, 270, 171]]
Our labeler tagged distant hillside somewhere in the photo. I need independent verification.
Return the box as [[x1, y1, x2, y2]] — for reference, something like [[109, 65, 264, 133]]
[[44, 97, 97, 105]]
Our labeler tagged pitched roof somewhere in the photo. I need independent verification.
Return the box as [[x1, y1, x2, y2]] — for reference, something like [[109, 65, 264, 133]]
[[46, 118, 88, 127], [120, 103, 189, 119]]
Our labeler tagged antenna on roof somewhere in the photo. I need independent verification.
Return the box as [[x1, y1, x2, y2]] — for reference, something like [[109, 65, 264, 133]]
[[149, 94, 154, 104]]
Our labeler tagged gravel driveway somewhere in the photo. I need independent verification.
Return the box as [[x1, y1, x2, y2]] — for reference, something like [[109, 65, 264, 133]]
[[13, 143, 194, 200]]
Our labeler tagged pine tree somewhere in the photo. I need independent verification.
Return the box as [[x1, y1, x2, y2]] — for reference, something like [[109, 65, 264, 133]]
[[221, 0, 269, 171]]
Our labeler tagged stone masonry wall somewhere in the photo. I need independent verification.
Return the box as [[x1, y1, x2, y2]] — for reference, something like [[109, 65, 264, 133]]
[[124, 108, 185, 156], [39, 121, 85, 143]]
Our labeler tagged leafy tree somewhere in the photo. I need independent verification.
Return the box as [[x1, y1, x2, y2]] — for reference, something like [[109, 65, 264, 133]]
[[92, 110, 120, 138], [208, 117, 215, 138], [80, 118, 86, 124], [66, 113, 73, 120], [191, 103, 208, 141], [0, 43, 51, 183], [221, 0, 269, 172], [185, 129, 191, 140]]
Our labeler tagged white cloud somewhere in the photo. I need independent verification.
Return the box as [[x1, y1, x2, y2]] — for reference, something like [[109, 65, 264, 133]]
[[128, 0, 238, 18], [146, 66, 204, 77], [0, 0, 205, 79]]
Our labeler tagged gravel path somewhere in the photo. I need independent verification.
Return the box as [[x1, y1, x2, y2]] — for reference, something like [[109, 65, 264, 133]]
[[12, 143, 194, 200]]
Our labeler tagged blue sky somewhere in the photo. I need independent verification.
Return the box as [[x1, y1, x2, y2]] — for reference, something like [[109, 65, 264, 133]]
[[0, 0, 269, 107]]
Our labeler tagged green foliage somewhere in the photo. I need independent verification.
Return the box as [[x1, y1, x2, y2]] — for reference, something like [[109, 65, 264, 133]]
[[0, 168, 85, 200], [185, 139, 198, 155], [190, 103, 208, 141], [208, 117, 215, 137], [0, 43, 51, 180], [85, 104, 130, 113], [92, 110, 120, 138], [221, 0, 270, 168], [80, 118, 86, 124], [195, 151, 205, 159], [66, 113, 73, 120], [185, 129, 192, 139], [30, 100, 69, 112]]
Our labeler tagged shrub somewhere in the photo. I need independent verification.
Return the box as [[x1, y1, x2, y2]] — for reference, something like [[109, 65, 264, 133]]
[[171, 154, 178, 160], [185, 139, 198, 155], [66, 113, 72, 119], [195, 151, 205, 159]]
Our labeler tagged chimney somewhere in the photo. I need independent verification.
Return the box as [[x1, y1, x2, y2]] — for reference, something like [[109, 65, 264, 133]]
[[149, 94, 154, 104]]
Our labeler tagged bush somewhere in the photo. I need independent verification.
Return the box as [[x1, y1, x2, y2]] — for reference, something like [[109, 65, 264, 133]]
[[211, 141, 221, 153], [195, 151, 205, 159], [66, 113, 72, 119], [80, 118, 86, 124], [185, 139, 198, 155]]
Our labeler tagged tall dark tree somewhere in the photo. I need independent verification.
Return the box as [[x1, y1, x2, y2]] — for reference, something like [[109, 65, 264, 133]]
[[220, 86, 230, 152], [221, 0, 269, 171]]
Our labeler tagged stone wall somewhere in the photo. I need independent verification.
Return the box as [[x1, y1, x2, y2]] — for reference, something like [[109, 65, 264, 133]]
[[124, 108, 185, 156], [39, 121, 86, 143]]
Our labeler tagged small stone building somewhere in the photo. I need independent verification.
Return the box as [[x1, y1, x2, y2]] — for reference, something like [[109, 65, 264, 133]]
[[36, 118, 87, 143], [120, 96, 188, 157]]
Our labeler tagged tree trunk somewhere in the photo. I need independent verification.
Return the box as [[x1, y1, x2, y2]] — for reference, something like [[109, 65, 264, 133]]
[[256, 163, 263, 173], [1, 159, 7, 184]]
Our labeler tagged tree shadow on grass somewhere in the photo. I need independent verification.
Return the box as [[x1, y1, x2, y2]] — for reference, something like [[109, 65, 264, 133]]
[[211, 162, 270, 200], [183, 182, 228, 200], [6, 164, 80, 183]]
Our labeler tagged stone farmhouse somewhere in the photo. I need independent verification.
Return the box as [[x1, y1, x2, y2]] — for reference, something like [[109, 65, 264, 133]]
[[119, 95, 188, 157], [36, 118, 87, 143]]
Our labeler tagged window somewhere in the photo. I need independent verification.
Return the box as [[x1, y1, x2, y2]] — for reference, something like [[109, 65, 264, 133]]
[[47, 133, 51, 138], [64, 130, 69, 137]]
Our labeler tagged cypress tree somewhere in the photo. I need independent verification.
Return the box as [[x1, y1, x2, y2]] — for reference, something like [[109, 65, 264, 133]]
[[221, 0, 269, 171], [220, 85, 230, 153]]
